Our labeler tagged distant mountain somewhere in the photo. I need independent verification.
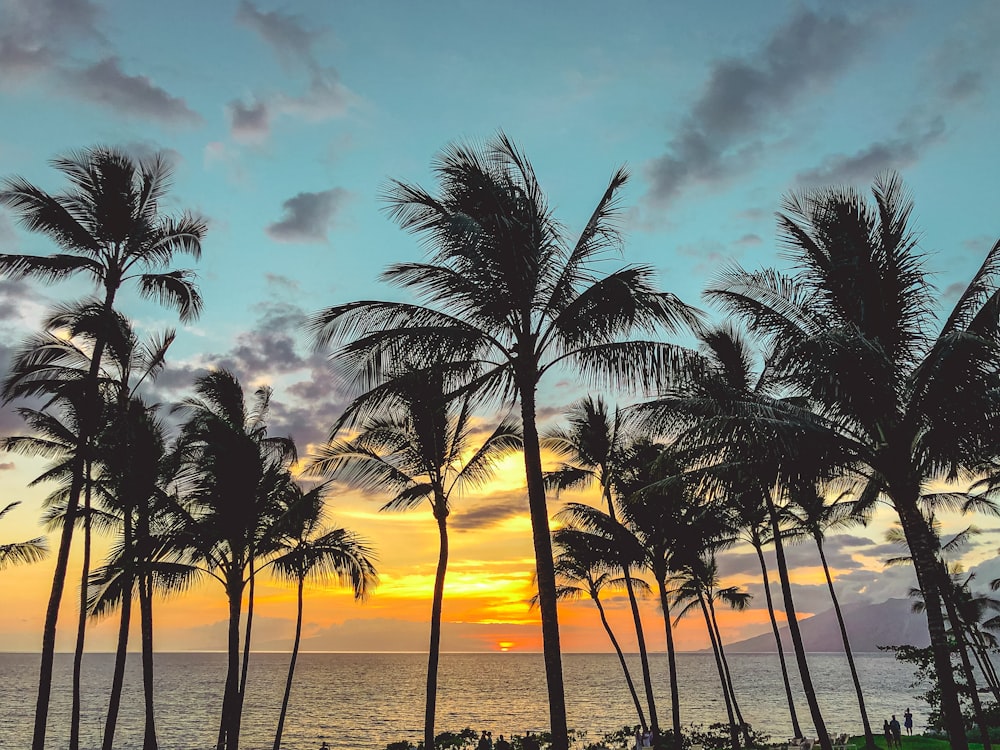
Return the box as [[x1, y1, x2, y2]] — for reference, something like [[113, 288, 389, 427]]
[[715, 598, 930, 653]]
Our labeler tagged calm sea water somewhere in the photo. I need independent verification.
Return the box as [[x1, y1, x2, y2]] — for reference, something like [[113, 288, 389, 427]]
[[0, 652, 922, 750]]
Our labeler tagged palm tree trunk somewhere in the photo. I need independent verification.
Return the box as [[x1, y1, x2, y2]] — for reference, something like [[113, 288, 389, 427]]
[[233, 559, 255, 750], [969, 629, 1000, 703], [424, 510, 449, 750], [896, 502, 968, 750], [273, 576, 304, 750], [32, 459, 86, 750], [707, 595, 750, 746], [218, 575, 243, 750], [766, 493, 830, 750], [140, 573, 158, 750], [102, 546, 133, 750], [592, 591, 647, 731], [816, 540, 875, 750], [519, 380, 569, 750], [753, 540, 802, 737], [656, 574, 682, 750], [699, 593, 740, 750], [623, 567, 659, 739], [70, 467, 93, 750]]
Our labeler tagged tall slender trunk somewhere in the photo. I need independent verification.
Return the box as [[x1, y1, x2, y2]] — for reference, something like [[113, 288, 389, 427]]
[[273, 576, 304, 750], [767, 493, 830, 750], [33, 460, 85, 750], [699, 593, 740, 750], [518, 378, 568, 750], [235, 558, 256, 749], [969, 629, 1000, 703], [102, 509, 133, 750], [218, 575, 243, 750], [70, 466, 93, 750], [656, 573, 682, 750], [606, 487, 658, 739], [816, 540, 875, 750], [896, 502, 968, 750], [938, 568, 992, 750], [707, 595, 750, 746], [32, 288, 114, 750], [753, 539, 802, 737], [423, 509, 449, 750], [140, 573, 158, 750], [592, 589, 646, 731]]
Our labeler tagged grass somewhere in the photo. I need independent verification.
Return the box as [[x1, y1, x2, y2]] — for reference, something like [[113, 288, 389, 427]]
[[847, 737, 985, 750]]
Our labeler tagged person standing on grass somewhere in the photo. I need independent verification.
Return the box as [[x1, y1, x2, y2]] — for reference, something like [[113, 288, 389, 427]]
[[903, 708, 913, 736], [890, 715, 902, 747]]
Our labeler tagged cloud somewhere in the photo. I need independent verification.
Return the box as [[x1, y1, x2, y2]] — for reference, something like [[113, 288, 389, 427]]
[[795, 117, 945, 187], [0, 0, 100, 86], [0, 462, 14, 471], [734, 233, 762, 247], [61, 57, 202, 125], [645, 9, 872, 206], [450, 495, 528, 532], [266, 188, 350, 243], [227, 98, 270, 143], [236, 0, 320, 70]]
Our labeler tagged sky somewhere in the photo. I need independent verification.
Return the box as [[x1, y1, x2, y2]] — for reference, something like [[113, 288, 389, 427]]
[[0, 0, 999, 654]]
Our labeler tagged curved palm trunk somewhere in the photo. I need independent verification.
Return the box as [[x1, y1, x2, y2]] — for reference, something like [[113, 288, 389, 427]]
[[423, 510, 449, 750], [519, 380, 568, 750], [273, 576, 305, 750], [968, 629, 1000, 703], [591, 589, 647, 731], [140, 573, 158, 750], [32, 289, 114, 750], [753, 540, 802, 737], [234, 559, 256, 750], [815, 540, 875, 750], [102, 510, 133, 750], [699, 593, 740, 750], [655, 574, 682, 750], [707, 596, 750, 746], [33, 460, 86, 750], [896, 503, 968, 750], [623, 568, 658, 739], [70, 469, 93, 750], [938, 571, 992, 750], [218, 573, 244, 750], [767, 495, 830, 750]]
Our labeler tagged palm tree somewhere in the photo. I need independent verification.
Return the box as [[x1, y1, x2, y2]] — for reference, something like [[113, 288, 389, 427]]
[[707, 174, 1000, 749], [265, 481, 378, 750], [542, 397, 660, 737], [309, 366, 520, 750], [308, 135, 699, 749], [170, 370, 295, 750], [547, 527, 649, 732], [0, 145, 205, 750], [785, 488, 876, 749], [0, 502, 47, 569], [673, 555, 751, 750]]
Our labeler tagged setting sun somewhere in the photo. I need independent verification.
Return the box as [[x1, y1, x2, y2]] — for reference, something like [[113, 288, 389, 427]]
[[497, 641, 515, 652]]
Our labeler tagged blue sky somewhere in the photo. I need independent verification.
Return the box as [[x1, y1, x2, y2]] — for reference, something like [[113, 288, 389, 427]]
[[1, 0, 999, 652]]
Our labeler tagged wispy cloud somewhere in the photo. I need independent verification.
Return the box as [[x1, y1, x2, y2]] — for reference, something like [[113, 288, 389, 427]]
[[645, 9, 873, 207]]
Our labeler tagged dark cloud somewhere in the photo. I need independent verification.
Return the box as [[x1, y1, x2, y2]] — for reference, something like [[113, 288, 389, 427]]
[[61, 57, 202, 125], [227, 98, 270, 143], [942, 281, 966, 304], [266, 188, 349, 243], [0, 462, 14, 471], [962, 235, 996, 254], [0, 0, 100, 86], [451, 494, 527, 532], [734, 233, 762, 247], [646, 9, 872, 206], [795, 117, 945, 187], [236, 1, 321, 70], [944, 71, 982, 102]]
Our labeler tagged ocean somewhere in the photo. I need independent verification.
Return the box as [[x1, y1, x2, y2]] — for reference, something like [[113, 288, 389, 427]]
[[0, 652, 922, 750]]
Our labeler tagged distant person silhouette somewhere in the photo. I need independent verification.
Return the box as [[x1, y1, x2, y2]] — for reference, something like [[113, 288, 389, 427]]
[[319, 743, 330, 750], [495, 735, 511, 750], [903, 708, 913, 736], [477, 730, 492, 750], [890, 715, 902, 747], [884, 719, 893, 748]]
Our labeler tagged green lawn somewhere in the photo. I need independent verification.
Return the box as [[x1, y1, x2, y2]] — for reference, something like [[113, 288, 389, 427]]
[[847, 737, 984, 750]]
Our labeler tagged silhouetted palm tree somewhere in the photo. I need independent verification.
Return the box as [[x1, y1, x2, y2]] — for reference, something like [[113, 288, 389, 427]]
[[171, 370, 295, 750], [0, 502, 47, 569], [786, 488, 876, 749], [707, 174, 1000, 749], [311, 366, 519, 750], [0, 145, 205, 750], [308, 134, 699, 750], [547, 527, 649, 732], [266, 481, 377, 750], [543, 397, 659, 737]]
